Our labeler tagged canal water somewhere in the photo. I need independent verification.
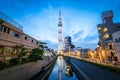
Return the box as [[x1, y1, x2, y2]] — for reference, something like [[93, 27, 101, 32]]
[[48, 56, 79, 80]]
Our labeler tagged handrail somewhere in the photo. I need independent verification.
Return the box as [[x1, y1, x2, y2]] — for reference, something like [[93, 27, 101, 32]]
[[0, 11, 23, 31]]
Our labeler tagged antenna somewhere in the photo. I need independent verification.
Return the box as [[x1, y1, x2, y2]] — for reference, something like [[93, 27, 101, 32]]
[[59, 8, 61, 17]]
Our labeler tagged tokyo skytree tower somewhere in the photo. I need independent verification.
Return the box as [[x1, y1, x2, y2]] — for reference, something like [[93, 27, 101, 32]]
[[58, 9, 62, 54]]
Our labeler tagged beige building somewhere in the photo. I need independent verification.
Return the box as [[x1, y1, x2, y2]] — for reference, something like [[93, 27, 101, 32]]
[[0, 13, 40, 61], [112, 31, 120, 62]]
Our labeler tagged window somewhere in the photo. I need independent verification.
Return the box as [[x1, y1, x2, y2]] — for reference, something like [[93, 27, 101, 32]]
[[7, 28, 10, 34], [13, 32, 21, 38], [98, 27, 102, 30], [103, 28, 108, 32], [6, 48, 12, 53], [119, 38, 120, 42], [32, 39, 34, 43], [104, 33, 109, 39], [115, 39, 118, 43], [25, 36, 29, 40], [0, 25, 3, 31], [2, 25, 10, 34], [3, 27, 7, 33], [36, 42, 38, 44], [115, 38, 120, 43], [0, 47, 3, 54]]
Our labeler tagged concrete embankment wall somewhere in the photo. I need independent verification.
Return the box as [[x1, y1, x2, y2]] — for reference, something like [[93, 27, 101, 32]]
[[0, 57, 55, 80]]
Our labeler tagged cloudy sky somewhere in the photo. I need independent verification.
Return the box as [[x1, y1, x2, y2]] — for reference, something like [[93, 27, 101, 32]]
[[0, 0, 120, 50]]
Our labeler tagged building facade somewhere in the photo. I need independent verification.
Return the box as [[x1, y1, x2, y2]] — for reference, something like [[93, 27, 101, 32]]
[[0, 12, 41, 61], [112, 31, 120, 62], [64, 36, 71, 51], [80, 48, 89, 58], [97, 10, 120, 62]]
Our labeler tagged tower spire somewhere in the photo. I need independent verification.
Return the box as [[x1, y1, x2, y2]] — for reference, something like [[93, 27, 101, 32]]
[[59, 9, 61, 17]]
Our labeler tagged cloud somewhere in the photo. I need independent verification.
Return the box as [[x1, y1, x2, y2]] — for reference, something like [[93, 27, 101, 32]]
[[0, 3, 99, 50]]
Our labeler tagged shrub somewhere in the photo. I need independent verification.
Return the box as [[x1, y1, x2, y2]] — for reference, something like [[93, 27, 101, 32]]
[[28, 48, 44, 61], [9, 58, 19, 65], [0, 61, 7, 70], [21, 58, 28, 63]]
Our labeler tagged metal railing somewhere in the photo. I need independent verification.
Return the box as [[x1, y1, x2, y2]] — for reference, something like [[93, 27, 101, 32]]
[[0, 11, 23, 31]]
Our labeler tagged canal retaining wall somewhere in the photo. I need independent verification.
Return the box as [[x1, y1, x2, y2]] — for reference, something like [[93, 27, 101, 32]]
[[0, 56, 56, 80]]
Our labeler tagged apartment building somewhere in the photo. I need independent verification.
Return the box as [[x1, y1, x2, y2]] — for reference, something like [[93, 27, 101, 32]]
[[112, 31, 120, 62], [97, 10, 120, 62], [0, 12, 40, 61]]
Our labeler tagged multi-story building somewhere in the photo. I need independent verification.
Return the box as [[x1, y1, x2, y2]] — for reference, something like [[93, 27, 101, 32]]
[[112, 31, 120, 62], [0, 12, 41, 61], [64, 36, 71, 51], [97, 10, 120, 62], [80, 48, 89, 58]]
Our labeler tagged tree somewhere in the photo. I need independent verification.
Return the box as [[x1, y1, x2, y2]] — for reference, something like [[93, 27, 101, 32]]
[[28, 48, 44, 61], [0, 19, 4, 24], [12, 45, 27, 63]]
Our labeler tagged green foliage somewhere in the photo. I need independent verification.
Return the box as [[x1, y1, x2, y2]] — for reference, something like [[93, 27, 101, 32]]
[[21, 58, 28, 63], [19, 45, 27, 57], [9, 58, 19, 65], [12, 45, 27, 57], [0, 61, 7, 70], [28, 48, 44, 61], [12, 45, 28, 63], [0, 19, 4, 24]]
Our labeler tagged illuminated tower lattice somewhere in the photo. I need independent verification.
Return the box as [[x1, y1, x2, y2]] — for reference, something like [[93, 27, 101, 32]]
[[58, 9, 62, 54]]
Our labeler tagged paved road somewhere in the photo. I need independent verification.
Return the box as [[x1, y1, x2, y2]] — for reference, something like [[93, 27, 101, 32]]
[[70, 58, 120, 80]]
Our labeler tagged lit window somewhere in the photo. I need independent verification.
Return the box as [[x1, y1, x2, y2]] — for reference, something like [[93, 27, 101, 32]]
[[104, 33, 109, 39], [103, 28, 108, 32], [98, 27, 102, 30]]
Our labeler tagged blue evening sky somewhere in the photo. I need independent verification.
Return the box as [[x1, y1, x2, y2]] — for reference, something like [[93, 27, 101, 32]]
[[0, 0, 120, 50]]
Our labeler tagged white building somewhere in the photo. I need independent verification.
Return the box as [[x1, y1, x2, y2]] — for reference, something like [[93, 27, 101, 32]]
[[112, 31, 120, 62]]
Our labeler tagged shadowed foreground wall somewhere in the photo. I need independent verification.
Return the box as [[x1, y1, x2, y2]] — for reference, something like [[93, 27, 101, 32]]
[[0, 57, 54, 80]]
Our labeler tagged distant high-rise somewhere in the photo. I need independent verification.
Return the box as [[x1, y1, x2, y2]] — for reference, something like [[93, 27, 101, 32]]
[[64, 36, 71, 51], [58, 9, 62, 54]]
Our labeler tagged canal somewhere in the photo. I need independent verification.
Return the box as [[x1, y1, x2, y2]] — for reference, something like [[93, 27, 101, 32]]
[[48, 56, 79, 80]]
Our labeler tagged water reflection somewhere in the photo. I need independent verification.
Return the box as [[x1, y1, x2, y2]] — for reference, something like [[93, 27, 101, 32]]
[[48, 56, 78, 80], [65, 61, 73, 77], [58, 56, 63, 80]]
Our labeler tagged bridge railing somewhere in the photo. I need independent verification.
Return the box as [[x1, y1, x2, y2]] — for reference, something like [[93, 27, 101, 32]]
[[0, 11, 23, 31]]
